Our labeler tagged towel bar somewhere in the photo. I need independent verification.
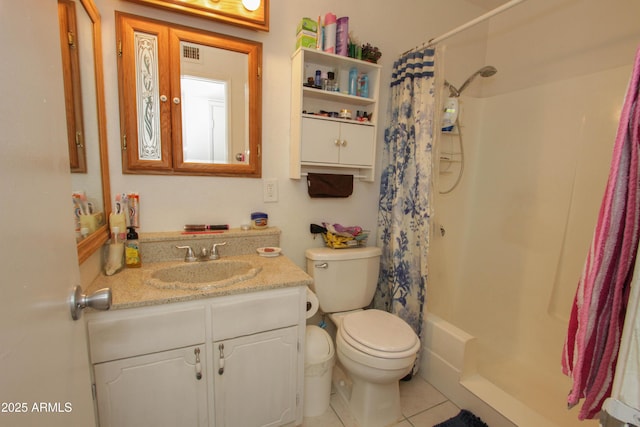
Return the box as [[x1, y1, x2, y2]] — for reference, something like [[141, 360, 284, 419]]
[[301, 172, 367, 179]]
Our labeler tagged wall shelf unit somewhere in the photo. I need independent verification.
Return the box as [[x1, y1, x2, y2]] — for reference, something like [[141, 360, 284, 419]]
[[290, 48, 381, 182]]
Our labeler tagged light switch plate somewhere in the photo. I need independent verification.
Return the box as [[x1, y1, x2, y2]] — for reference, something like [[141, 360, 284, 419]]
[[263, 178, 278, 202]]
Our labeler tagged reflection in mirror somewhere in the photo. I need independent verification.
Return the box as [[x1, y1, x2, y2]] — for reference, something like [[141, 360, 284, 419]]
[[58, 0, 112, 263], [180, 42, 248, 165]]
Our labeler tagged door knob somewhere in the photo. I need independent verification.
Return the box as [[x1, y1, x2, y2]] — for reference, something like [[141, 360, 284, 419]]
[[70, 285, 112, 320]]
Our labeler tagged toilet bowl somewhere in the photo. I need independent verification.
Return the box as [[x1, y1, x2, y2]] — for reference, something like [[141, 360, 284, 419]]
[[329, 309, 420, 427]]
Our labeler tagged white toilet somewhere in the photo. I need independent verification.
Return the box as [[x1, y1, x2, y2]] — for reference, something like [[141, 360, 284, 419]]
[[305, 246, 420, 427]]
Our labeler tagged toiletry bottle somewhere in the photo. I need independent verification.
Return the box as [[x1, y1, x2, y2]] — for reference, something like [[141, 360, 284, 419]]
[[359, 74, 369, 98], [323, 13, 336, 54], [314, 70, 321, 87], [125, 227, 141, 268], [348, 67, 358, 96], [327, 71, 336, 91], [336, 17, 349, 56]]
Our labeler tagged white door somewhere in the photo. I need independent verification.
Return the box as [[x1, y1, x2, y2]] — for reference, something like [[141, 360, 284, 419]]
[[0, 2, 95, 426]]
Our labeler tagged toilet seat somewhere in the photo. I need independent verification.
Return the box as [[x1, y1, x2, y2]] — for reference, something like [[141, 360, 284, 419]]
[[339, 309, 419, 359]]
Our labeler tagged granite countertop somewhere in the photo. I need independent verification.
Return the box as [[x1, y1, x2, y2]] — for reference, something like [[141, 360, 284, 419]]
[[87, 253, 313, 310]]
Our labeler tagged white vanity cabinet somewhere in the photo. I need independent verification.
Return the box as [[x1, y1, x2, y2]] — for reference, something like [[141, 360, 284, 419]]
[[86, 287, 306, 427], [290, 48, 381, 182]]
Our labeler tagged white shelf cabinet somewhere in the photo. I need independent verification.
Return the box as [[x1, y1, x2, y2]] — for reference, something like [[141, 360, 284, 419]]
[[87, 287, 306, 427], [290, 48, 381, 182]]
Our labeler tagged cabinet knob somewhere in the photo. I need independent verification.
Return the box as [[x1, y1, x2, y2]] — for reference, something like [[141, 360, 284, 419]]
[[160, 95, 168, 102], [341, 140, 347, 147], [334, 139, 340, 146], [173, 97, 181, 105]]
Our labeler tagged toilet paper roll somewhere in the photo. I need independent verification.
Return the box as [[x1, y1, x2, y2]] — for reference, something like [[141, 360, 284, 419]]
[[306, 287, 319, 319]]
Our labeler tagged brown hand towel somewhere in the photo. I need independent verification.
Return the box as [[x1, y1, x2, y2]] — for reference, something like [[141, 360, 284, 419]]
[[307, 173, 353, 198]]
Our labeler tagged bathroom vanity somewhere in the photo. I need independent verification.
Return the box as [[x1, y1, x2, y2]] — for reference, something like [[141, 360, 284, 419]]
[[84, 228, 312, 427]]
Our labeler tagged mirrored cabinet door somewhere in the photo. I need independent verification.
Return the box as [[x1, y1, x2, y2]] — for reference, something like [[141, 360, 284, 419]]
[[58, 0, 112, 264], [58, 0, 87, 173]]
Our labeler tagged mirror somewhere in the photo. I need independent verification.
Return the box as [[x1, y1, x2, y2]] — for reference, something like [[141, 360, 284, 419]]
[[116, 13, 262, 177], [180, 43, 248, 164], [58, 0, 112, 263]]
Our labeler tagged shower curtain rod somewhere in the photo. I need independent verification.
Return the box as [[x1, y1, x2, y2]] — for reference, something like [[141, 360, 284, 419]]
[[402, 0, 527, 56]]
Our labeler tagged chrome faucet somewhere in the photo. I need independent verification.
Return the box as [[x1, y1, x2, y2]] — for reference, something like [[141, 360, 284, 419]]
[[209, 242, 227, 260], [176, 245, 197, 262], [176, 242, 227, 262]]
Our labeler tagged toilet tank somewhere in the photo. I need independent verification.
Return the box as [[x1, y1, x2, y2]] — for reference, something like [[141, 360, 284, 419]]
[[305, 246, 382, 313]]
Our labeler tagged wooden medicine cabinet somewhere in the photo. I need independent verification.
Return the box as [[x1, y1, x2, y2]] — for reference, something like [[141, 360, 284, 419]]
[[116, 13, 263, 178]]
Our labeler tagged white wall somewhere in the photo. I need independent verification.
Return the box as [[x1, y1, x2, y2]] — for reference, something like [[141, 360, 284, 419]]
[[91, 0, 488, 269]]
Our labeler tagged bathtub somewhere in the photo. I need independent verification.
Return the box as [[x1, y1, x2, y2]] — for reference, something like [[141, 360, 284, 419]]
[[420, 313, 600, 427]]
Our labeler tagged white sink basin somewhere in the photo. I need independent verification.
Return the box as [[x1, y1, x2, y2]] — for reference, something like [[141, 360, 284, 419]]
[[144, 260, 261, 290]]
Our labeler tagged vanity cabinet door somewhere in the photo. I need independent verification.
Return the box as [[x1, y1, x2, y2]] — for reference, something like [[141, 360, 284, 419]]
[[93, 345, 208, 427], [213, 326, 299, 427]]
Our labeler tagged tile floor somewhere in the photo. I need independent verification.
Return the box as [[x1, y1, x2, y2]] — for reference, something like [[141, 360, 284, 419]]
[[302, 376, 461, 427]]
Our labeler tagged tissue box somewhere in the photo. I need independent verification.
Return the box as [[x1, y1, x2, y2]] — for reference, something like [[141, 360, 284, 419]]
[[297, 17, 318, 35], [296, 30, 317, 49]]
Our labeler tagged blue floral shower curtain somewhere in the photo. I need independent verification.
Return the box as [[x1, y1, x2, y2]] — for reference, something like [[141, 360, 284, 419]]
[[374, 49, 436, 359]]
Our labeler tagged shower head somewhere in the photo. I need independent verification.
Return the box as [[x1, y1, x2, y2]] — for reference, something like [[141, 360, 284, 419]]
[[445, 65, 497, 97]]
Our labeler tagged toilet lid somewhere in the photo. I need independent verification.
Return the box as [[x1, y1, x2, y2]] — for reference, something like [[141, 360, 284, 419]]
[[340, 309, 419, 359]]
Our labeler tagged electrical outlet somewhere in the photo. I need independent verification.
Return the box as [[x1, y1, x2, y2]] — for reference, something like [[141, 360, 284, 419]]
[[263, 178, 278, 202]]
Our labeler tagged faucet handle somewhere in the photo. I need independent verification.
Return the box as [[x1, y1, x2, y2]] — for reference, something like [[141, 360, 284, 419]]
[[176, 245, 197, 262], [209, 242, 227, 260]]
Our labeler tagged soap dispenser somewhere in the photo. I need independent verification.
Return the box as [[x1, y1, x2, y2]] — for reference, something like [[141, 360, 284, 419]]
[[125, 227, 141, 268]]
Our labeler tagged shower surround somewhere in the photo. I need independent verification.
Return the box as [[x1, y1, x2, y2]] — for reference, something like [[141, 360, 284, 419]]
[[419, 0, 640, 422], [421, 1, 640, 424], [425, 60, 634, 427]]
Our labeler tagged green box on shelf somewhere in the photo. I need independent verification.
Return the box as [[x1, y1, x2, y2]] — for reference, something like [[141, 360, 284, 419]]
[[296, 30, 317, 49], [297, 17, 318, 35]]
